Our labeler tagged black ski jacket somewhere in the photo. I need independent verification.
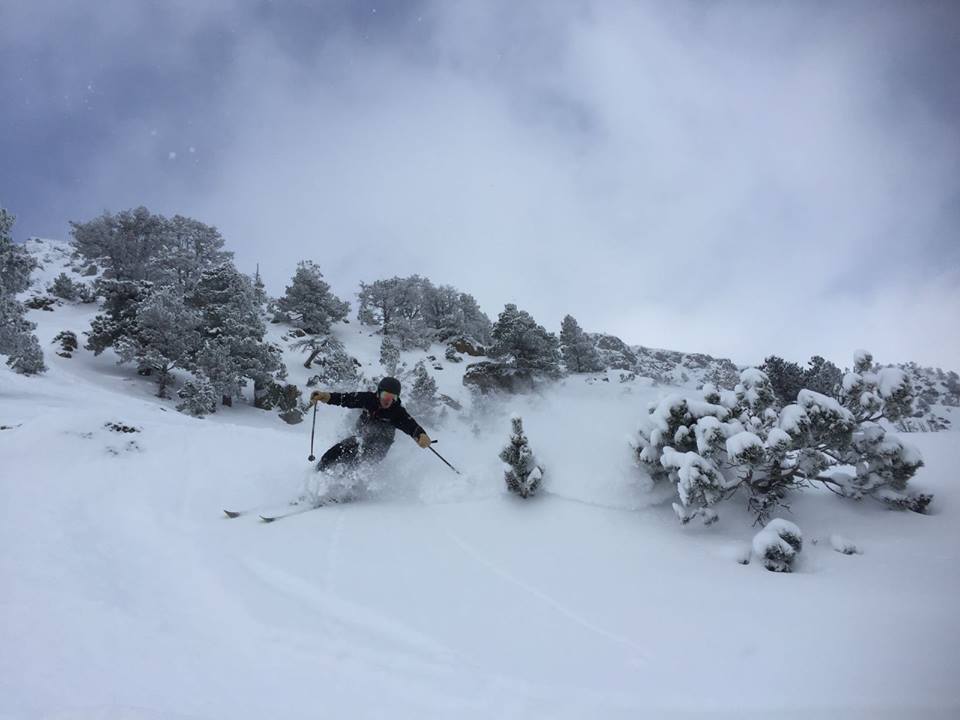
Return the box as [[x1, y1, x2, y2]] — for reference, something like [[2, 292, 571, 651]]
[[327, 392, 425, 447]]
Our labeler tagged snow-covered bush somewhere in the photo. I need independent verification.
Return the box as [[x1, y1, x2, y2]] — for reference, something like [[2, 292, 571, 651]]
[[176, 378, 218, 417], [299, 335, 362, 389], [49, 272, 82, 301], [752, 518, 803, 572], [53, 330, 79, 358], [635, 353, 931, 526], [379, 335, 400, 376], [500, 415, 543, 499]]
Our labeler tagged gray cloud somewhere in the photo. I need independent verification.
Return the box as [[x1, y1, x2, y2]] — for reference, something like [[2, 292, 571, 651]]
[[2, 0, 958, 369]]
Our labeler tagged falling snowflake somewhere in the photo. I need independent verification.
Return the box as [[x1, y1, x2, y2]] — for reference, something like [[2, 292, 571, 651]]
[[168, 151, 177, 160]]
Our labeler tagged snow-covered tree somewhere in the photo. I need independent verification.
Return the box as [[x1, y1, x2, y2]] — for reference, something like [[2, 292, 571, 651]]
[[49, 273, 83, 301], [489, 304, 561, 377], [114, 286, 201, 398], [275, 260, 349, 334], [85, 279, 154, 355], [559, 314, 603, 373], [147, 215, 233, 289], [176, 377, 218, 417], [760, 355, 805, 406], [635, 354, 931, 527], [379, 334, 400, 376], [0, 208, 46, 374], [188, 263, 283, 406], [499, 415, 543, 498], [70, 207, 168, 282], [299, 335, 362, 388], [408, 361, 440, 425], [803, 355, 843, 397], [358, 275, 492, 348]]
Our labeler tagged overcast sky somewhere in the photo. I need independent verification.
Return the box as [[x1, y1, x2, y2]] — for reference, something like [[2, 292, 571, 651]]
[[2, 0, 958, 370]]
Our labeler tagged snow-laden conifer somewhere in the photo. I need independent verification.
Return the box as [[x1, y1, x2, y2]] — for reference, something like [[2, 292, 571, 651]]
[[489, 304, 561, 377], [0, 208, 46, 374], [275, 261, 349, 334], [409, 361, 440, 425], [559, 314, 603, 373], [499, 415, 543, 498]]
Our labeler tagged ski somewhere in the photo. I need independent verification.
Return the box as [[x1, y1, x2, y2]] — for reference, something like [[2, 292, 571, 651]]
[[259, 500, 337, 523]]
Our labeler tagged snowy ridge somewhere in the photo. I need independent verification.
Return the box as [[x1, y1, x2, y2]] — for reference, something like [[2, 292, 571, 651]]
[[2, 237, 959, 718]]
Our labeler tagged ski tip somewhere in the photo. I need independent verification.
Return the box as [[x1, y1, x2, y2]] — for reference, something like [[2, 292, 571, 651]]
[[259, 515, 277, 523], [224, 510, 242, 519]]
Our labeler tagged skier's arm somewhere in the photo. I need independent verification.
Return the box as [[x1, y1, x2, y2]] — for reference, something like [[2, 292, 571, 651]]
[[394, 407, 431, 447], [326, 391, 376, 409]]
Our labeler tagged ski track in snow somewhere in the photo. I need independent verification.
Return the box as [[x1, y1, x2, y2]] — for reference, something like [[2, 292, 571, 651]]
[[440, 523, 653, 665]]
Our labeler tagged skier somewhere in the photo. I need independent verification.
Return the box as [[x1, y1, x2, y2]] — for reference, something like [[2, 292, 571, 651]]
[[309, 376, 432, 473]]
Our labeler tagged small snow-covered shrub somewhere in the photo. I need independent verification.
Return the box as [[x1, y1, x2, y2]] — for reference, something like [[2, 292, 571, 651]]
[[752, 519, 803, 572], [177, 379, 218, 417], [49, 273, 82, 301], [829, 534, 860, 555], [500, 415, 543, 498]]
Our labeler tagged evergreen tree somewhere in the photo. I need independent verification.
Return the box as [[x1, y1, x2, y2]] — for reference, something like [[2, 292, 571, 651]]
[[85, 279, 154, 355], [275, 260, 349, 334], [114, 286, 201, 398], [0, 208, 46, 375], [499, 415, 543, 498], [146, 214, 232, 289], [379, 334, 400, 376], [759, 355, 805, 405], [803, 355, 843, 397], [489, 304, 561, 376], [559, 314, 603, 373], [70, 207, 168, 282], [176, 377, 218, 417], [49, 273, 82, 301], [409, 361, 440, 425], [188, 263, 282, 406]]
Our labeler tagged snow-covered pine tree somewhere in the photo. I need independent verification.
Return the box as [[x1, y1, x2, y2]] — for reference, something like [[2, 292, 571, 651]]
[[409, 361, 440, 425], [499, 415, 543, 498], [275, 260, 349, 334], [559, 314, 603, 373], [49, 272, 82, 301], [176, 376, 218, 417], [379, 334, 400, 376], [146, 215, 233, 289], [70, 207, 168, 283], [114, 286, 201, 398], [85, 279, 154, 355], [299, 335, 362, 389], [0, 208, 46, 375], [803, 355, 843, 397], [760, 355, 805, 406], [489, 304, 561, 377], [187, 262, 282, 407]]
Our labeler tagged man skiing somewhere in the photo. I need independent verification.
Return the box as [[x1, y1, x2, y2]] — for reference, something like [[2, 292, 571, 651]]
[[309, 376, 432, 473]]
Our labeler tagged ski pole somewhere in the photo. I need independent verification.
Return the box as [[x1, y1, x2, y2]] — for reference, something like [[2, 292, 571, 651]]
[[307, 402, 318, 461], [428, 441, 461, 475]]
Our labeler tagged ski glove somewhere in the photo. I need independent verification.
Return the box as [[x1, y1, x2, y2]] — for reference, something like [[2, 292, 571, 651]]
[[310, 391, 331, 405], [417, 433, 432, 449]]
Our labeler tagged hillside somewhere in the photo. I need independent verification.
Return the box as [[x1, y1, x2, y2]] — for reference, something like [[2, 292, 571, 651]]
[[1, 239, 958, 719]]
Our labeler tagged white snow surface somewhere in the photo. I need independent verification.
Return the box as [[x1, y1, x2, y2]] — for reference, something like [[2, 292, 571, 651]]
[[2, 243, 959, 719]]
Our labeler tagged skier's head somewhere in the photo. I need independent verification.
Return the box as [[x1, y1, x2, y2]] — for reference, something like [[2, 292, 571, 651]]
[[377, 376, 401, 408]]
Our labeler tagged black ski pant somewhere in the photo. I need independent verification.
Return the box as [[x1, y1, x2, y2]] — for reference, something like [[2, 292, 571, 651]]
[[317, 436, 392, 472]]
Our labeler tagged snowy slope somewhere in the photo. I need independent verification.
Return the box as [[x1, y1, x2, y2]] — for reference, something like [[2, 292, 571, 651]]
[[2, 241, 959, 719]]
